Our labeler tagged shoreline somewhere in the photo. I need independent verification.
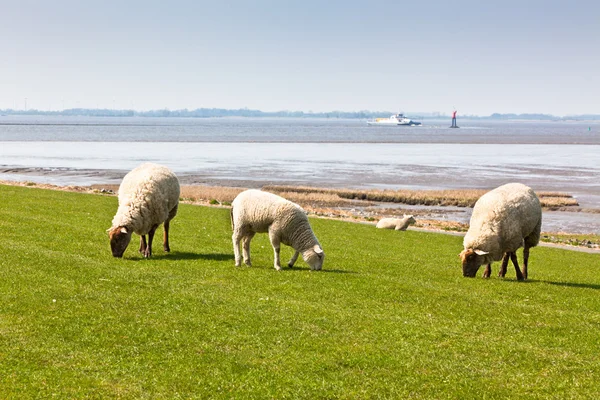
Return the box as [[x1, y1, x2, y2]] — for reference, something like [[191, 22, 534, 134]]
[[2, 179, 598, 253]]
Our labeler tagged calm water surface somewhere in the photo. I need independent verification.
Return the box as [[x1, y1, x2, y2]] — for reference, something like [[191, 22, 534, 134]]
[[1, 115, 599, 144]]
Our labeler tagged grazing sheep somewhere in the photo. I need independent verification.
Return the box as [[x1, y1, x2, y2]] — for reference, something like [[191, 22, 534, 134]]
[[376, 215, 416, 231], [459, 183, 542, 280], [231, 189, 324, 271], [108, 163, 180, 258]]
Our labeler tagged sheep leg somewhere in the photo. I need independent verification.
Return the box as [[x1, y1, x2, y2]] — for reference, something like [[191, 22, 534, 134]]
[[273, 246, 282, 271], [144, 224, 158, 258], [288, 251, 300, 268], [139, 235, 147, 254], [268, 230, 282, 271], [242, 232, 255, 267], [163, 220, 171, 252], [522, 246, 530, 280], [509, 252, 525, 281], [232, 231, 242, 267], [482, 264, 491, 278], [499, 253, 510, 277]]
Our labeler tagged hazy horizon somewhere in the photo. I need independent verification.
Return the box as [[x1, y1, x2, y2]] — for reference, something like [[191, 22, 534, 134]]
[[1, 106, 599, 119], [1, 1, 598, 116]]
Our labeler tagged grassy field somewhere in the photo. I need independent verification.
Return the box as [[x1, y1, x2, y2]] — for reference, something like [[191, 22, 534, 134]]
[[1, 184, 599, 399]]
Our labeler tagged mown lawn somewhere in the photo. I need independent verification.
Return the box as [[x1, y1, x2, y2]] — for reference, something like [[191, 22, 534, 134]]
[[0, 184, 599, 399]]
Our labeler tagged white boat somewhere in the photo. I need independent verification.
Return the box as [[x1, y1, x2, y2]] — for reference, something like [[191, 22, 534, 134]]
[[367, 113, 421, 126]]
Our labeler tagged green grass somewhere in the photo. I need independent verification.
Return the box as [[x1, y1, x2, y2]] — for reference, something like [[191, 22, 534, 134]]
[[1, 184, 599, 399]]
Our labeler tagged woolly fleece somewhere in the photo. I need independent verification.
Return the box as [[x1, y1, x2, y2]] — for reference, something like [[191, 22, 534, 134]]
[[463, 182, 542, 264], [231, 189, 323, 269], [376, 216, 416, 230], [111, 163, 180, 235]]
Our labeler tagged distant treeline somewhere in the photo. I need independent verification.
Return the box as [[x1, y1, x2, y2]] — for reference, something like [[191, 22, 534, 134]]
[[1, 108, 389, 119], [1, 108, 598, 120], [487, 113, 600, 121]]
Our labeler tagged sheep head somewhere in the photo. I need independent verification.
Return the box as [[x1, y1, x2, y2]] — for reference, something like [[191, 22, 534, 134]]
[[302, 244, 325, 271], [459, 248, 489, 277], [404, 215, 417, 226], [108, 226, 133, 258]]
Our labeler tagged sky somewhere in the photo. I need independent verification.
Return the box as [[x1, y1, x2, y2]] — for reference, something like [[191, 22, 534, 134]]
[[1, 0, 599, 116]]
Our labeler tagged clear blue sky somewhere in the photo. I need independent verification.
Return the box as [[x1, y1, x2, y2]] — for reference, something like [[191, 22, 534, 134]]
[[1, 0, 598, 115]]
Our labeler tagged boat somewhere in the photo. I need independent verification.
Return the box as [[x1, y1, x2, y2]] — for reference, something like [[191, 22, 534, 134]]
[[366, 113, 421, 126]]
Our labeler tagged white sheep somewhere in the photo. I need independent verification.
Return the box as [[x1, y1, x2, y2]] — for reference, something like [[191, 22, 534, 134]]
[[459, 182, 542, 280], [231, 189, 324, 271], [108, 163, 180, 258], [376, 215, 416, 230]]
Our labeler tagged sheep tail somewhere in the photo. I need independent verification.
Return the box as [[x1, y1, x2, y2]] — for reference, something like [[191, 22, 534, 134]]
[[230, 206, 235, 231]]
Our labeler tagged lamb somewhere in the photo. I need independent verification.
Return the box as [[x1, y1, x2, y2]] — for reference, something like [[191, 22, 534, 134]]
[[231, 189, 325, 271], [459, 182, 542, 280], [108, 163, 180, 258], [376, 215, 416, 231]]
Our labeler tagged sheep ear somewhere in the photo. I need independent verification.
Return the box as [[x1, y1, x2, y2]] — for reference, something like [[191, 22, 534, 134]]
[[314, 245, 323, 254], [120, 227, 128, 234], [474, 249, 489, 256]]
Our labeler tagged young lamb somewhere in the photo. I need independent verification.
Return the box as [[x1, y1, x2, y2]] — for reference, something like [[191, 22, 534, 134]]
[[108, 163, 180, 258], [231, 189, 325, 271], [376, 215, 416, 231], [459, 182, 542, 280]]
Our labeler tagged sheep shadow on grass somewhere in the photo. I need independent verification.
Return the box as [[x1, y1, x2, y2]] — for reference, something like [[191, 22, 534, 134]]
[[284, 266, 357, 274], [502, 279, 600, 291], [126, 252, 234, 262], [232, 263, 355, 273], [542, 280, 600, 291]]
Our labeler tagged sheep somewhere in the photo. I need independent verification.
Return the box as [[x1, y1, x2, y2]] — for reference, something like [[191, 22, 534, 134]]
[[376, 215, 416, 231], [459, 183, 542, 280], [108, 163, 180, 258], [231, 189, 324, 271]]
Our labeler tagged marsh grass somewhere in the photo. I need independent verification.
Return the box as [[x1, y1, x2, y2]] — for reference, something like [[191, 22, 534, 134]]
[[264, 185, 580, 208], [1, 184, 600, 398], [180, 185, 244, 205]]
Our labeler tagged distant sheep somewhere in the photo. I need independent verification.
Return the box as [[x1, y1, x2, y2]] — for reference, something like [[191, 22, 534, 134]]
[[459, 183, 542, 280], [108, 163, 180, 258], [231, 189, 324, 270], [376, 215, 416, 231]]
